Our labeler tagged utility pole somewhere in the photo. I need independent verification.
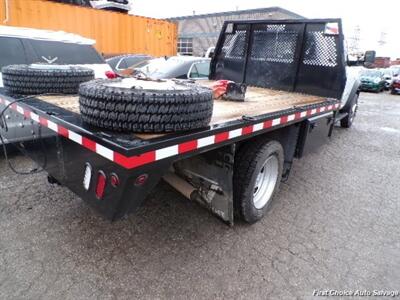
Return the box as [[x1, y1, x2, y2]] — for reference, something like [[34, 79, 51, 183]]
[[378, 31, 387, 46], [347, 25, 361, 54]]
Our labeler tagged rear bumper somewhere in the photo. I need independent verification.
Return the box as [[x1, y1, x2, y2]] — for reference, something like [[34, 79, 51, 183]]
[[391, 87, 400, 94], [0, 98, 168, 221], [6, 134, 169, 221], [360, 83, 380, 91]]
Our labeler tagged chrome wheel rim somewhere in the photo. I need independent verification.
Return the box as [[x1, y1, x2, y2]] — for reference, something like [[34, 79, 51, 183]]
[[103, 78, 192, 91], [30, 64, 72, 70], [253, 155, 279, 209]]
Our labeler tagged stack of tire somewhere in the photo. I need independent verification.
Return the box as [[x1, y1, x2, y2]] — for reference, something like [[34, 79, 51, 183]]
[[2, 64, 214, 133]]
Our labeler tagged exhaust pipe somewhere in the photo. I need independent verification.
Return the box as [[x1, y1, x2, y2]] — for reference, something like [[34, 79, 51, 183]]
[[163, 172, 195, 200]]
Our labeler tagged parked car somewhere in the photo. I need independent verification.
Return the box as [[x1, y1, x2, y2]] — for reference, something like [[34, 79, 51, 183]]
[[391, 75, 400, 95], [0, 25, 112, 88], [49, 0, 131, 13], [106, 54, 153, 73], [381, 68, 395, 90], [359, 69, 386, 92], [89, 0, 131, 12], [138, 56, 211, 79], [389, 65, 400, 77], [0, 25, 112, 146]]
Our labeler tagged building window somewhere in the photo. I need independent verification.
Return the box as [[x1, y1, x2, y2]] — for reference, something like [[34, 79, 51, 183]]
[[178, 38, 193, 56]]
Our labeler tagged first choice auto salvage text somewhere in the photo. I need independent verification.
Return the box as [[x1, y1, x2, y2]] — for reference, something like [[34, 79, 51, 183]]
[[313, 290, 399, 297]]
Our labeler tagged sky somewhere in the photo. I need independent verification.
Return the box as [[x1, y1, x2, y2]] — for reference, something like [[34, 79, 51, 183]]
[[129, 0, 400, 59]]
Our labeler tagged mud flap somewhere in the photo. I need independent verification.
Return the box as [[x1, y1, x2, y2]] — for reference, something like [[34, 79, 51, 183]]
[[172, 145, 235, 226]]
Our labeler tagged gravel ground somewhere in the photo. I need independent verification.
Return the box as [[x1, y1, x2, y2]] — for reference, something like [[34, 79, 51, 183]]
[[0, 92, 399, 299]]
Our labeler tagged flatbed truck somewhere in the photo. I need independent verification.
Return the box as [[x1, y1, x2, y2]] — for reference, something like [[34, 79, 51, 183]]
[[0, 19, 367, 225]]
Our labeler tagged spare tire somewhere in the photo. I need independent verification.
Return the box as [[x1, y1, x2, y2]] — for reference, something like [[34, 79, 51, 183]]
[[79, 78, 214, 133], [2, 64, 94, 95]]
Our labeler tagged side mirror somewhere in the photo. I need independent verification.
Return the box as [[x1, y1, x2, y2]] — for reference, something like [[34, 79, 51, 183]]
[[364, 50, 376, 64], [204, 47, 215, 58], [346, 54, 360, 66], [187, 61, 210, 80]]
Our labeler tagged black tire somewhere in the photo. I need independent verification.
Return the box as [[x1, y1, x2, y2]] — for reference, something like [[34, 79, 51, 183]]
[[233, 138, 284, 224], [1, 64, 94, 95], [340, 93, 359, 128], [78, 79, 214, 133]]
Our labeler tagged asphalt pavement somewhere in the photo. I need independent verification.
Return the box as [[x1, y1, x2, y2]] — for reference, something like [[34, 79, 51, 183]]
[[0, 91, 399, 299]]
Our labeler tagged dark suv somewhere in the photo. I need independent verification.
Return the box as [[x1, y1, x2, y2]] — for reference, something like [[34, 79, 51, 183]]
[[0, 26, 111, 87], [0, 26, 111, 145]]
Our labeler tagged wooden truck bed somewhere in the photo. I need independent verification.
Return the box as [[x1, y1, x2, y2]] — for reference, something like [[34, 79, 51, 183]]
[[37, 83, 325, 139]]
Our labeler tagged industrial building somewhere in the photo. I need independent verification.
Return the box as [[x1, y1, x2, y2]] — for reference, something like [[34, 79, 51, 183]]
[[168, 7, 303, 56]]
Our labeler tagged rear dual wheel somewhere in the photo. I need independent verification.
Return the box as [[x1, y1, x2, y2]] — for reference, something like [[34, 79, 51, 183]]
[[233, 139, 284, 223]]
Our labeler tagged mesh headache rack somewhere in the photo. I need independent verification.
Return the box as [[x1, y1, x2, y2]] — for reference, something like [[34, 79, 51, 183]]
[[210, 19, 346, 100]]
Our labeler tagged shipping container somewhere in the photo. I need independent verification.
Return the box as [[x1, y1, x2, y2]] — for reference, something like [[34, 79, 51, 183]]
[[0, 0, 177, 56]]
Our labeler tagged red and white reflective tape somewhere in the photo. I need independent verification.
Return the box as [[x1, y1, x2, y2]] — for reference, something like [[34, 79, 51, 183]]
[[324, 22, 339, 35], [0, 97, 340, 169]]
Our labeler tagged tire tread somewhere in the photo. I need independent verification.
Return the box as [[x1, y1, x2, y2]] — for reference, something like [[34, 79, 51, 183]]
[[2, 64, 94, 94], [78, 79, 214, 133], [233, 138, 284, 223]]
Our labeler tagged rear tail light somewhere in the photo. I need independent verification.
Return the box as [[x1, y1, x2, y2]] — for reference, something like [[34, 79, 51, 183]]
[[105, 70, 118, 79], [95, 171, 107, 199], [83, 163, 92, 191], [110, 173, 120, 188], [135, 174, 148, 186]]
